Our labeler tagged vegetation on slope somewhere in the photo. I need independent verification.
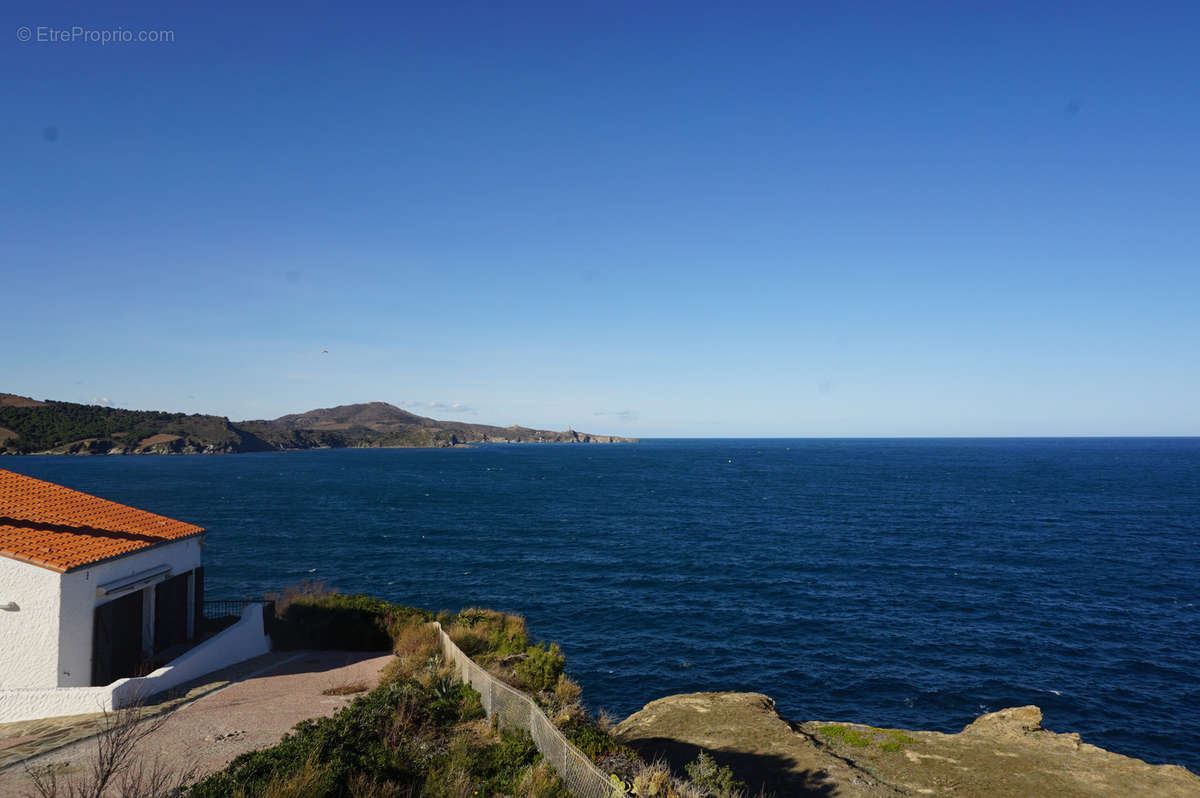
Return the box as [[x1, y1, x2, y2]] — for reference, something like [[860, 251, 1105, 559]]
[[0, 394, 633, 455], [0, 401, 253, 455], [185, 591, 747, 798]]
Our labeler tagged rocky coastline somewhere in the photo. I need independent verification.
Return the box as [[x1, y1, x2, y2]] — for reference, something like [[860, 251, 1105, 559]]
[[615, 692, 1199, 797]]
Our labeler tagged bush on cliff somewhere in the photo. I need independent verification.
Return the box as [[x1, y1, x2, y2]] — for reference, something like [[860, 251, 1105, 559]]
[[514, 642, 566, 692], [271, 592, 431, 651], [187, 676, 556, 797], [684, 751, 746, 798], [447, 607, 529, 661], [189, 609, 565, 798], [193, 599, 751, 798]]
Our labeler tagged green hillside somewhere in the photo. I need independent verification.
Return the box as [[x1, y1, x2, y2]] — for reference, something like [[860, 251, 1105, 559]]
[[0, 394, 634, 455]]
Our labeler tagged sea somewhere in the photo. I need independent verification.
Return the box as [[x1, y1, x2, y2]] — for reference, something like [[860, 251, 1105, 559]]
[[5, 438, 1198, 772]]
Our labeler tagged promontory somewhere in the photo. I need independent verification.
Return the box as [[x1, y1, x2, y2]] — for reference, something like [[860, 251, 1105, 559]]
[[0, 393, 635, 455]]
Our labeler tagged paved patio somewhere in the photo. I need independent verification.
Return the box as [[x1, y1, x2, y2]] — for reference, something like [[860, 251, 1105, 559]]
[[0, 650, 393, 794]]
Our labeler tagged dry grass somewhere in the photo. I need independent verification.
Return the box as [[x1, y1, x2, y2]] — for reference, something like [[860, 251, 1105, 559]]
[[447, 626, 489, 657], [553, 674, 581, 706], [596, 708, 617, 733], [394, 623, 440, 661], [612, 759, 716, 798], [444, 608, 534, 695], [381, 623, 442, 685], [632, 762, 674, 798], [497, 612, 528, 643], [447, 608, 528, 662], [514, 760, 564, 797], [238, 756, 327, 798], [383, 695, 423, 751], [347, 772, 413, 798], [421, 735, 477, 798], [322, 681, 371, 696]]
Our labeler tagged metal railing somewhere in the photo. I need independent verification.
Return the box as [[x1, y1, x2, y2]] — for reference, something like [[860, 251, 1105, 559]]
[[202, 599, 276, 636], [434, 622, 612, 798]]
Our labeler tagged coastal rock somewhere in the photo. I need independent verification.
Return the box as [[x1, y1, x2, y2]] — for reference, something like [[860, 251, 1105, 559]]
[[616, 692, 1200, 798], [960, 704, 1044, 740], [615, 692, 902, 797]]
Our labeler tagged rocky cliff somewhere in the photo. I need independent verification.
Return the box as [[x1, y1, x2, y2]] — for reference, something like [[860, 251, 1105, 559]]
[[615, 693, 1199, 798]]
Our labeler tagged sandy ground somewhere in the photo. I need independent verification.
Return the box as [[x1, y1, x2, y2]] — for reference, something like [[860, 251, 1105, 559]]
[[0, 650, 393, 795]]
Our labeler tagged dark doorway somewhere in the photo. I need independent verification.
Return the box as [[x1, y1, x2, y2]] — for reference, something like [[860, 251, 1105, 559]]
[[154, 572, 191, 653], [193, 565, 204, 629], [92, 590, 143, 686]]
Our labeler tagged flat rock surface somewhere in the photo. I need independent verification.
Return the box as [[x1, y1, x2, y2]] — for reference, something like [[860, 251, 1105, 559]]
[[616, 692, 902, 797], [0, 650, 392, 795], [615, 693, 1200, 798]]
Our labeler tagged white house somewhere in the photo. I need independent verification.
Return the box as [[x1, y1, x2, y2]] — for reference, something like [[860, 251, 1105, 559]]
[[0, 469, 206, 689]]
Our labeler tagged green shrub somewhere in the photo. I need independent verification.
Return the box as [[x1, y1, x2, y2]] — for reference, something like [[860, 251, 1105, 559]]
[[421, 734, 478, 797], [428, 681, 485, 727], [557, 717, 639, 761], [476, 729, 542, 790], [684, 751, 745, 798], [515, 760, 569, 798], [233, 755, 331, 798], [458, 685, 485, 722], [489, 623, 529, 656], [818, 723, 872, 747], [447, 608, 529, 662], [189, 681, 429, 797], [868, 727, 916, 752], [190, 599, 616, 798], [514, 643, 565, 692], [271, 593, 430, 651], [458, 608, 487, 628]]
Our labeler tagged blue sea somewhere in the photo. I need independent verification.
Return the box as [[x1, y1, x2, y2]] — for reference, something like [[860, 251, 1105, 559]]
[[6, 439, 1199, 771]]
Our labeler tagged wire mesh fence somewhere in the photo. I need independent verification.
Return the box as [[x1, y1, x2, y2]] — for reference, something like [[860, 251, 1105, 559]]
[[434, 622, 613, 798], [202, 599, 276, 635]]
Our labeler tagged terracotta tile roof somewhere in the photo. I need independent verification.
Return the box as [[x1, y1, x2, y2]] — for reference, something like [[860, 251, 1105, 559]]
[[0, 469, 204, 573]]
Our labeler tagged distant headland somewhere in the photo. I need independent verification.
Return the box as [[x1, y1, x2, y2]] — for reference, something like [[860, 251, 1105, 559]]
[[0, 393, 636, 455]]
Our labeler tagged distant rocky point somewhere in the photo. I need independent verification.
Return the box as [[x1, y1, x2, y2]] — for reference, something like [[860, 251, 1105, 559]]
[[615, 693, 1199, 798], [0, 393, 636, 455]]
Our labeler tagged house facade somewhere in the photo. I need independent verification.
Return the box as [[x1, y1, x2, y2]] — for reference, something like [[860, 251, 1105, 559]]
[[0, 469, 205, 689]]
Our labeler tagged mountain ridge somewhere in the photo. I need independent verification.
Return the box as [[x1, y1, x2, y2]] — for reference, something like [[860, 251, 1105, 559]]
[[0, 393, 636, 454]]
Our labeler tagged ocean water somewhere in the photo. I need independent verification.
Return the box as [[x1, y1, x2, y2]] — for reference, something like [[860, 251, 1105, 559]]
[[6, 439, 1199, 771]]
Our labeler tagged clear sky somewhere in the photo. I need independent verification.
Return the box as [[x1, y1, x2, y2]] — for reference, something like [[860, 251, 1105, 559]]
[[4, 2, 1198, 436]]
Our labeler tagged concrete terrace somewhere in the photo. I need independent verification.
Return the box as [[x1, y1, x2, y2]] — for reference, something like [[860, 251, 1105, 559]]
[[0, 649, 393, 793]]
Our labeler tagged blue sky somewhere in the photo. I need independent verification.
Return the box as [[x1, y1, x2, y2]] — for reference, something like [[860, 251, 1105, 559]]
[[4, 2, 1198, 436]]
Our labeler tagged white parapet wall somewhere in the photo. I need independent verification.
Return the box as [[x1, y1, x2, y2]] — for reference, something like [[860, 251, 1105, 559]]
[[0, 603, 271, 724], [0, 685, 117, 725]]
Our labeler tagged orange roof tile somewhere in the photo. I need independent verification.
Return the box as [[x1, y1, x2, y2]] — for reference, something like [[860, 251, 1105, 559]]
[[0, 469, 204, 573]]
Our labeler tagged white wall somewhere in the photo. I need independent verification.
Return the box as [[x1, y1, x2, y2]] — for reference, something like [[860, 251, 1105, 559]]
[[58, 537, 203, 687], [0, 684, 115, 723], [0, 602, 271, 724], [0, 558, 63, 689], [111, 602, 271, 708]]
